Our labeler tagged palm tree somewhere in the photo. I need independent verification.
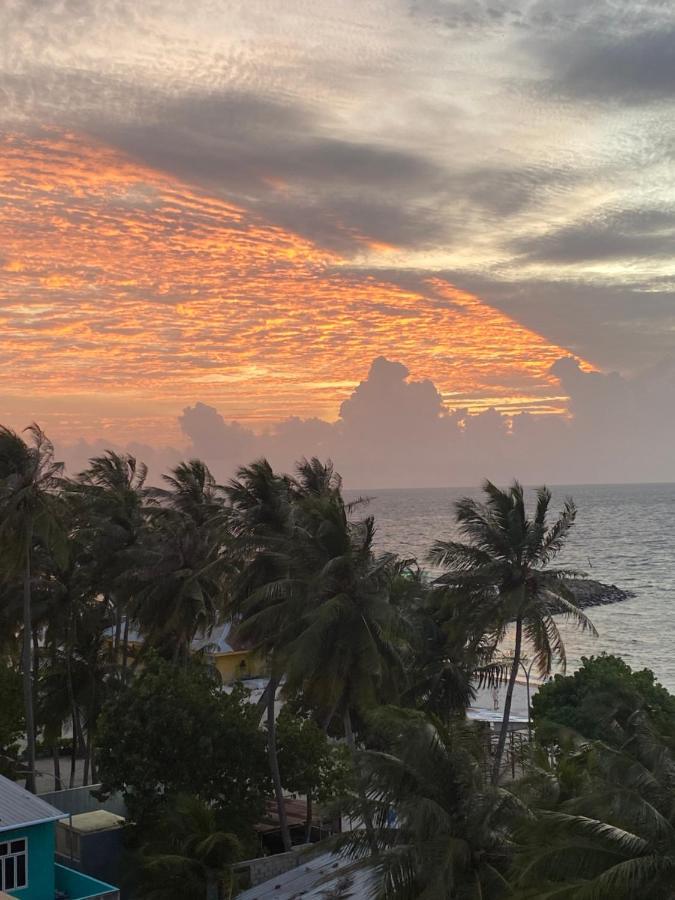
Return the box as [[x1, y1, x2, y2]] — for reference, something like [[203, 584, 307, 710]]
[[401, 569, 510, 723], [513, 714, 675, 898], [72, 451, 149, 668], [0, 425, 64, 792], [225, 459, 295, 852], [137, 795, 242, 900], [345, 707, 517, 898], [240, 473, 407, 851], [130, 517, 228, 663], [151, 459, 227, 528], [429, 481, 596, 785]]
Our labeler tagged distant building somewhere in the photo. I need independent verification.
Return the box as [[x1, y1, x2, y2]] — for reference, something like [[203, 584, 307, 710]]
[[104, 620, 267, 683], [0, 775, 118, 899]]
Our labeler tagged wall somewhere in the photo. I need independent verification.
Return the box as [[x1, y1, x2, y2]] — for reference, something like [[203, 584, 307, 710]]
[[2, 821, 55, 900], [54, 863, 119, 899], [39, 786, 127, 819], [213, 649, 266, 683], [234, 845, 315, 888]]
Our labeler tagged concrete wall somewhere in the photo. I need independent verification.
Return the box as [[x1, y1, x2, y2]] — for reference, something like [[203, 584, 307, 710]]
[[235, 845, 315, 888], [38, 785, 127, 818]]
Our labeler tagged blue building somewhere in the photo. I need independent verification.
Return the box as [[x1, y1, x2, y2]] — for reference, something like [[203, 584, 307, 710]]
[[0, 775, 118, 899]]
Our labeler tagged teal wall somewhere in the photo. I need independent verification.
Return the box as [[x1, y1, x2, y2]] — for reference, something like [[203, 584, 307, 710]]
[[2, 821, 55, 899], [54, 863, 118, 899]]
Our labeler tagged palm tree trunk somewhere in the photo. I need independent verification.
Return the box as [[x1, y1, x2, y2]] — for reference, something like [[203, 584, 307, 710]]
[[22, 529, 37, 793], [121, 614, 130, 671], [32, 626, 40, 721], [88, 671, 97, 783], [255, 676, 273, 723], [266, 674, 292, 852], [69, 735, 77, 789], [52, 745, 62, 791], [65, 631, 83, 788], [112, 598, 122, 662], [491, 616, 523, 785], [343, 708, 377, 853], [304, 789, 313, 843]]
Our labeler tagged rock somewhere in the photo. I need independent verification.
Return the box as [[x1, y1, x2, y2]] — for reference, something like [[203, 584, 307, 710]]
[[560, 578, 635, 610]]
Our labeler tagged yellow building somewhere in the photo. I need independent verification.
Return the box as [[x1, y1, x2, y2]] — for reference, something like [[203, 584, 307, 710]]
[[105, 621, 266, 685], [191, 623, 268, 684]]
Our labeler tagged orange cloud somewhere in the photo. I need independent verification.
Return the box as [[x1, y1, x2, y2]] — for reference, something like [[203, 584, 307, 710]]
[[0, 129, 592, 445]]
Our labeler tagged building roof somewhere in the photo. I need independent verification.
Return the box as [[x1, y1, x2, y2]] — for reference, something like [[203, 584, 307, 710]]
[[466, 707, 530, 725], [236, 850, 376, 900], [65, 811, 125, 834], [103, 619, 237, 654], [0, 775, 64, 833]]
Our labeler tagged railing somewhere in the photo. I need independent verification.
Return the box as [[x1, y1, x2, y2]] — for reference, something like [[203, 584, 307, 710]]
[[482, 728, 532, 781]]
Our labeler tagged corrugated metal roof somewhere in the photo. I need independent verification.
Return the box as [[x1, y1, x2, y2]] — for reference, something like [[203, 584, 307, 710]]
[[236, 851, 376, 899], [103, 620, 235, 654], [0, 775, 64, 832]]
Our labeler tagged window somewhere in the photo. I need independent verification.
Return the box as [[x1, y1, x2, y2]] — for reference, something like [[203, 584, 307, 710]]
[[0, 837, 27, 890]]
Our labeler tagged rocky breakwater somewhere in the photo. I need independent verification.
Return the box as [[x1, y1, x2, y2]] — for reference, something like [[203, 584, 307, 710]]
[[560, 578, 635, 611]]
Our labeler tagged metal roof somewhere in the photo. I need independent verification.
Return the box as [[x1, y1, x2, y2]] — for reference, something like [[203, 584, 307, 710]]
[[0, 775, 65, 833], [103, 619, 235, 654], [237, 851, 376, 900]]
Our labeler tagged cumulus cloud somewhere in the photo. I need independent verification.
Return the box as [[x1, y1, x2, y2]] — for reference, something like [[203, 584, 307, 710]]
[[122, 354, 675, 488]]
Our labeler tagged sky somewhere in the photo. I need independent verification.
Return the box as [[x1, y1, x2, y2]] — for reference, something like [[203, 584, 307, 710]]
[[3, 0, 675, 486]]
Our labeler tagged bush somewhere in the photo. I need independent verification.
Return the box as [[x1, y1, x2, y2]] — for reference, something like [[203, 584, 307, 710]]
[[532, 653, 675, 745], [96, 655, 270, 837]]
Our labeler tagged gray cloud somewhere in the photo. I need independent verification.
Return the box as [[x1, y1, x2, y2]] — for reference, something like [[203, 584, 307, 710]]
[[543, 26, 675, 104], [513, 208, 675, 263]]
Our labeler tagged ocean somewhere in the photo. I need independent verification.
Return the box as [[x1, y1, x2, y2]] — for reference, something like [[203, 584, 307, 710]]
[[345, 483, 675, 692]]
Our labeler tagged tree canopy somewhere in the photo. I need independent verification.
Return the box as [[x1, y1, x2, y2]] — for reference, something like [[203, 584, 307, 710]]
[[96, 656, 270, 835], [532, 653, 675, 746]]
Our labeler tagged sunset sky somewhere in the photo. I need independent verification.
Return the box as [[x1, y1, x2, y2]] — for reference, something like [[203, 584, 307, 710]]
[[3, 1, 675, 484]]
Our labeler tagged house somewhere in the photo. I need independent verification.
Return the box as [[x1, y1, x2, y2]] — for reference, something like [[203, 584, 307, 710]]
[[104, 620, 267, 684], [0, 775, 118, 899]]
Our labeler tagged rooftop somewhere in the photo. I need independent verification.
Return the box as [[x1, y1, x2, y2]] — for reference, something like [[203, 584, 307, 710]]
[[0, 775, 64, 833], [64, 811, 125, 834], [104, 619, 237, 654], [236, 850, 375, 900]]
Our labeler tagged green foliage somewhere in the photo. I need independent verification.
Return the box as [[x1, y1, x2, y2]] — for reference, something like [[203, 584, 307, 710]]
[[276, 706, 352, 805], [133, 794, 242, 900], [430, 480, 594, 783], [96, 655, 270, 834], [513, 714, 675, 899], [532, 653, 675, 745], [345, 707, 517, 899]]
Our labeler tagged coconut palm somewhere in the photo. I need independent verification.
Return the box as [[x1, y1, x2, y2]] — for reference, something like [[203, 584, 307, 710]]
[[151, 459, 227, 528], [72, 451, 149, 668], [0, 425, 64, 792], [429, 481, 596, 785], [513, 714, 675, 898], [137, 794, 242, 900], [225, 459, 295, 852], [241, 476, 407, 851], [402, 570, 511, 723], [130, 516, 228, 663], [345, 707, 517, 899]]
